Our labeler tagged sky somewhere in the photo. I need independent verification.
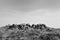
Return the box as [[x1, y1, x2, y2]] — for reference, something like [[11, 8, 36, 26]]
[[0, 0, 60, 28]]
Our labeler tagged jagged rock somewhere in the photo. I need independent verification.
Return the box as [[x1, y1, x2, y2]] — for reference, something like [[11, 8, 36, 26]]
[[0, 23, 60, 40]]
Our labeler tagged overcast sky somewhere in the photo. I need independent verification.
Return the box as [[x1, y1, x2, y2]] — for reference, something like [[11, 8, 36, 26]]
[[0, 0, 60, 28]]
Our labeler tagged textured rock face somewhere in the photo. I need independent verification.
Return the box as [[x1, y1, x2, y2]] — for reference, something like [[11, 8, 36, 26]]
[[0, 24, 60, 40]]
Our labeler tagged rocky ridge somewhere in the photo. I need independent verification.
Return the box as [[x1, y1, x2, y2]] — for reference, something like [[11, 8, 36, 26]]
[[0, 23, 60, 40]]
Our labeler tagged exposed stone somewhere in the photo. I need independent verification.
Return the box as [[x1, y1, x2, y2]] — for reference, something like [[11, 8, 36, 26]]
[[0, 23, 60, 40]]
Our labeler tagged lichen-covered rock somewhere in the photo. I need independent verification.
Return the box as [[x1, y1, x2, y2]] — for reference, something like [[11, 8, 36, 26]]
[[0, 23, 60, 40]]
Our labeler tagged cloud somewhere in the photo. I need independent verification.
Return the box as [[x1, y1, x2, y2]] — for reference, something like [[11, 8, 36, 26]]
[[0, 0, 60, 12], [26, 9, 49, 17], [24, 9, 60, 28], [0, 8, 60, 28]]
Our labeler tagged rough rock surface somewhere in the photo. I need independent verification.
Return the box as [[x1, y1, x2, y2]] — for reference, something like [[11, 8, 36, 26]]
[[0, 24, 60, 40]]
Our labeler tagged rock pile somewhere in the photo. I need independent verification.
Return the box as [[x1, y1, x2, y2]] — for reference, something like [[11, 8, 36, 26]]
[[0, 23, 60, 40]]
